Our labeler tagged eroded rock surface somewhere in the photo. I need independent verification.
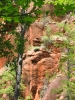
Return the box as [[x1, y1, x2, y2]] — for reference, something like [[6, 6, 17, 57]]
[[0, 57, 7, 69], [22, 47, 60, 100]]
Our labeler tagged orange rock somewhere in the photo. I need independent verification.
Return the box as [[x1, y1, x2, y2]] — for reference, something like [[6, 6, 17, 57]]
[[0, 57, 7, 69], [25, 22, 44, 46], [49, 23, 59, 33], [22, 50, 60, 100]]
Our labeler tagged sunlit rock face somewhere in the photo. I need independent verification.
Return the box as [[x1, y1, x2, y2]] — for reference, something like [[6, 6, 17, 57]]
[[1, 11, 74, 100], [22, 18, 62, 100], [0, 57, 7, 69], [0, 16, 60, 69], [22, 47, 60, 100]]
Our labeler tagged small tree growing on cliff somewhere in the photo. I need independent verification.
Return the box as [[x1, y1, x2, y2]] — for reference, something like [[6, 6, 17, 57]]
[[41, 20, 75, 100], [55, 22, 75, 100]]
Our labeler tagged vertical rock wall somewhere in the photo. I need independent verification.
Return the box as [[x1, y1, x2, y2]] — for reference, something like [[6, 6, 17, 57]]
[[22, 20, 61, 100]]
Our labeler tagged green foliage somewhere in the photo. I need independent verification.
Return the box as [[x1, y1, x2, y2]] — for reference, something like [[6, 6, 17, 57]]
[[45, 0, 75, 16], [57, 23, 75, 100], [42, 21, 75, 100], [0, 62, 25, 99], [0, 0, 44, 57], [25, 93, 33, 100], [0, 0, 44, 99], [0, 0, 44, 23], [0, 20, 14, 57], [41, 25, 53, 48], [0, 66, 16, 98]]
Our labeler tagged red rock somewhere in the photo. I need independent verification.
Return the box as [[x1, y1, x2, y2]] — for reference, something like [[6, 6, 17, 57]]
[[0, 57, 7, 69], [25, 22, 44, 46], [49, 23, 59, 33], [22, 50, 60, 100], [50, 53, 57, 59]]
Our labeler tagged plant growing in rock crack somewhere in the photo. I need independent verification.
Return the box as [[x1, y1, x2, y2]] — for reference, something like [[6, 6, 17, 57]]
[[41, 24, 53, 50], [28, 45, 40, 52], [25, 93, 33, 100]]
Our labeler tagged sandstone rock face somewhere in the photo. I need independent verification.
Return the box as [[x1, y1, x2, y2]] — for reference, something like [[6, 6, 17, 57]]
[[42, 74, 66, 100], [0, 57, 7, 69], [25, 21, 44, 46], [48, 23, 59, 33], [0, 17, 62, 100], [0, 17, 59, 69], [24, 19, 59, 52], [22, 48, 60, 100], [22, 18, 62, 100]]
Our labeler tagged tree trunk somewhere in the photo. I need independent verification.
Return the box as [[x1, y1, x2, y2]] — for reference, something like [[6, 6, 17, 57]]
[[14, 25, 25, 100], [14, 55, 22, 100]]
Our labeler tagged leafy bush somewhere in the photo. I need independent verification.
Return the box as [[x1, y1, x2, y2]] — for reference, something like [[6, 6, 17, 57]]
[[0, 62, 25, 100], [44, 0, 75, 16], [41, 25, 53, 49]]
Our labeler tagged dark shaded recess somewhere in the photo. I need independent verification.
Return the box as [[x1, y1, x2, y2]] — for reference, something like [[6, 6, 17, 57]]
[[31, 86, 37, 98], [31, 51, 50, 65]]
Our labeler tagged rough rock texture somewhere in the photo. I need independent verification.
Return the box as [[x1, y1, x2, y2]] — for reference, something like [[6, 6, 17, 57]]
[[22, 48, 61, 100], [0, 57, 7, 69], [24, 19, 59, 52], [25, 21, 44, 46], [0, 17, 60, 69], [0, 17, 64, 100], [48, 23, 59, 33], [22, 19, 62, 100], [42, 74, 66, 100], [0, 34, 17, 69]]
